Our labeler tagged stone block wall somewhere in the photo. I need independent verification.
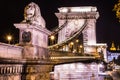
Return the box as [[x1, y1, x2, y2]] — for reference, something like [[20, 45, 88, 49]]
[[0, 42, 23, 59], [54, 62, 99, 80]]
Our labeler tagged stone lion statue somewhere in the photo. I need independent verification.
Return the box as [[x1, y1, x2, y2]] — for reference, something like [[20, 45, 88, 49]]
[[22, 2, 46, 28]]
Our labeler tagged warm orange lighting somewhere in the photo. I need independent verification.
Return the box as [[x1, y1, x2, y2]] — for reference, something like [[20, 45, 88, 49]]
[[110, 42, 116, 51], [50, 35, 55, 40], [70, 42, 74, 45], [76, 39, 79, 43], [50, 35, 55, 45], [7, 35, 12, 44], [80, 45, 82, 48]]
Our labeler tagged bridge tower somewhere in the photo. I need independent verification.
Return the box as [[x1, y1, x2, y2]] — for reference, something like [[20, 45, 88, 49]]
[[55, 7, 101, 54]]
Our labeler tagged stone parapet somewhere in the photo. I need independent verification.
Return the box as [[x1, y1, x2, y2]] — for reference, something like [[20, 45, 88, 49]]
[[0, 42, 23, 59]]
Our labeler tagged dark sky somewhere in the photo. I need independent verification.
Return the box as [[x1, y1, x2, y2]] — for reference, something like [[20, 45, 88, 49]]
[[0, 0, 119, 49]]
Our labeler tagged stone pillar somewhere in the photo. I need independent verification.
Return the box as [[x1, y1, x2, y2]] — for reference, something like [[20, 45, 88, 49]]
[[14, 24, 51, 59], [82, 18, 98, 54], [14, 2, 51, 59], [83, 19, 97, 46]]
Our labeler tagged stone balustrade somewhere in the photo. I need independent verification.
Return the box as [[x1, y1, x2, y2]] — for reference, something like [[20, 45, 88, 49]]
[[0, 64, 23, 80], [0, 64, 23, 74]]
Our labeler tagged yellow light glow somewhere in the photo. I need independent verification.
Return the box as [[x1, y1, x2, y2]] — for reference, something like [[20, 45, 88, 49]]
[[50, 35, 55, 40], [76, 39, 79, 43], [7, 35, 12, 44], [80, 45, 82, 48], [70, 42, 74, 45], [7, 36, 12, 40], [110, 42, 116, 51]]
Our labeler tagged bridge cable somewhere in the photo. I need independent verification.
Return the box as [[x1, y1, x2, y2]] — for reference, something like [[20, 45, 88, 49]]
[[48, 19, 88, 49]]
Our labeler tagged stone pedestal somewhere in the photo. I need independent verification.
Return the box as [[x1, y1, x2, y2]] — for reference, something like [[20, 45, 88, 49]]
[[14, 23, 51, 59]]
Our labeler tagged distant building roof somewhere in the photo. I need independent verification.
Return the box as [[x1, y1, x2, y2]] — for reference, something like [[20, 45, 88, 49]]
[[110, 42, 116, 51]]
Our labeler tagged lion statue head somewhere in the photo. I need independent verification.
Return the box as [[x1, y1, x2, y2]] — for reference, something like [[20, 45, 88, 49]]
[[22, 2, 46, 28]]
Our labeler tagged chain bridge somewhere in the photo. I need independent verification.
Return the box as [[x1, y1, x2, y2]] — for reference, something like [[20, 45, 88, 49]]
[[0, 2, 107, 80]]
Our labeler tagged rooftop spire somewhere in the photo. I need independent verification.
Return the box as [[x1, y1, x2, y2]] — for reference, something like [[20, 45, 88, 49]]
[[117, 45, 120, 51], [110, 41, 116, 51]]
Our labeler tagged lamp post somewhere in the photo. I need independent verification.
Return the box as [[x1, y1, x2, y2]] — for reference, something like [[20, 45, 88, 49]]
[[70, 42, 74, 52], [7, 35, 12, 44], [76, 39, 79, 52], [50, 35, 55, 45], [79, 45, 83, 53]]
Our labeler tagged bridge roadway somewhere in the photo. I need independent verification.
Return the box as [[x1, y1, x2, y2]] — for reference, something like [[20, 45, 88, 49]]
[[0, 51, 100, 80], [0, 55, 100, 64]]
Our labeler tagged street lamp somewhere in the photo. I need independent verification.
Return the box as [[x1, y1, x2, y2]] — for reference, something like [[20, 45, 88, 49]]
[[80, 45, 83, 48], [7, 35, 12, 44], [50, 35, 55, 45], [79, 45, 83, 53], [76, 39, 79, 43], [70, 42, 74, 45], [70, 42, 74, 52], [76, 39, 79, 52]]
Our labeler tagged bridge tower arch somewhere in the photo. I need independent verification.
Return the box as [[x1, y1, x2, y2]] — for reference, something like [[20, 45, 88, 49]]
[[55, 7, 100, 54]]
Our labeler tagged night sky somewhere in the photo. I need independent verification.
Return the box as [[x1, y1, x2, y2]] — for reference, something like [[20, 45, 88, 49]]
[[0, 0, 119, 50]]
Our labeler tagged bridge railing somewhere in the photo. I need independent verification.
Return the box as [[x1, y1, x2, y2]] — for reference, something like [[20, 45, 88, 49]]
[[48, 50, 96, 57], [0, 42, 23, 59]]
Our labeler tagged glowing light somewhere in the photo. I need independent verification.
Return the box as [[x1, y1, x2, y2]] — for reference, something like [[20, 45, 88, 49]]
[[76, 39, 79, 43], [70, 42, 74, 45], [80, 45, 83, 48], [110, 42, 116, 51], [50, 35, 55, 45], [50, 35, 55, 40], [7, 35, 12, 44], [73, 49, 76, 53]]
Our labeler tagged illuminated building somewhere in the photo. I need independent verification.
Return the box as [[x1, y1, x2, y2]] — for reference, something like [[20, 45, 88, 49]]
[[107, 42, 120, 62]]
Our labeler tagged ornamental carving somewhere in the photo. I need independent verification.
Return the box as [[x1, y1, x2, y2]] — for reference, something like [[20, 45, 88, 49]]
[[22, 31, 31, 42], [22, 2, 46, 28]]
